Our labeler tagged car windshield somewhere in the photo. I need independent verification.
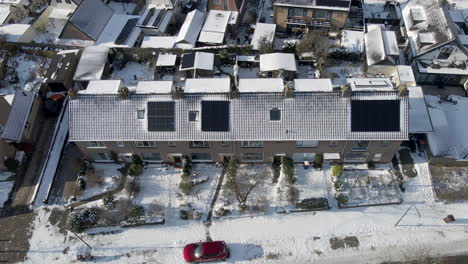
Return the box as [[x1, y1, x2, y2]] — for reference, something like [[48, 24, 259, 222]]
[[194, 243, 202, 258]]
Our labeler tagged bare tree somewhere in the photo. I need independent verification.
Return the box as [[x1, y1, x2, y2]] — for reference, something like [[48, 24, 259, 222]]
[[258, 35, 274, 54], [295, 31, 329, 62], [226, 163, 271, 209]]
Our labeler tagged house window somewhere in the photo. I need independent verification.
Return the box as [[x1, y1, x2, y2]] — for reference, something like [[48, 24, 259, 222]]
[[168, 141, 176, 147], [241, 152, 263, 162], [87, 141, 106, 148], [296, 141, 319, 148], [241, 141, 263, 148], [329, 141, 338, 147], [190, 141, 209, 148], [189, 111, 199, 121], [141, 153, 162, 161], [380, 141, 390, 147], [137, 110, 145, 119], [313, 9, 329, 19], [288, 7, 307, 17], [344, 153, 368, 163], [438, 47, 453, 60], [135, 141, 157, 147], [373, 153, 383, 162], [270, 108, 281, 121], [191, 153, 213, 161], [92, 152, 109, 161], [221, 141, 230, 146], [116, 141, 125, 148], [292, 152, 315, 162], [352, 141, 369, 151]]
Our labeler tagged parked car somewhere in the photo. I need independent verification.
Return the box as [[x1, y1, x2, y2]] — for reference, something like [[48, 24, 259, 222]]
[[183, 241, 229, 263]]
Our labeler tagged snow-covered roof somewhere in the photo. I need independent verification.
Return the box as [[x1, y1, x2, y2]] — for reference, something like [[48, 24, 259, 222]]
[[175, 9, 205, 48], [1, 91, 36, 143], [79, 80, 122, 94], [238, 78, 284, 93], [141, 36, 176, 49], [68, 0, 114, 40], [324, 153, 340, 160], [363, 0, 402, 20], [184, 78, 230, 93], [136, 81, 173, 94], [260, 53, 297, 72], [396, 65, 415, 86], [408, 86, 432, 133], [73, 46, 109, 81], [364, 25, 398, 66], [0, 24, 30, 42], [426, 95, 468, 159], [294, 79, 333, 92], [341, 30, 364, 52], [0, 4, 11, 25], [347, 78, 394, 91], [95, 15, 140, 47], [137, 8, 172, 32], [156, 53, 177, 67], [69, 90, 408, 141], [274, 0, 351, 11], [198, 10, 232, 44], [180, 52, 214, 71], [401, 0, 454, 57], [251, 23, 276, 51]]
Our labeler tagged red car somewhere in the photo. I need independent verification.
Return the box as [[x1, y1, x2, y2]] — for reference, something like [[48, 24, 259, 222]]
[[183, 241, 229, 263]]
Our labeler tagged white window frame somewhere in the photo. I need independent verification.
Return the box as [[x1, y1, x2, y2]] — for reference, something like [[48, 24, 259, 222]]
[[373, 153, 383, 162], [191, 152, 213, 162], [141, 152, 163, 162], [296, 141, 319, 148], [137, 109, 145, 119], [116, 141, 125, 148], [241, 152, 263, 162], [190, 141, 209, 148], [344, 153, 369, 163], [241, 141, 263, 148], [352, 141, 370, 152], [135, 141, 157, 148]]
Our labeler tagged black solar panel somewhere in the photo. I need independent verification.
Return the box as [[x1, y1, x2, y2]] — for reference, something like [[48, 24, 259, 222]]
[[351, 100, 400, 132], [142, 8, 155, 26], [181, 53, 196, 70], [201, 101, 230, 132], [115, 18, 139, 45], [316, 0, 350, 8], [152, 9, 167, 28], [148, 102, 175, 132]]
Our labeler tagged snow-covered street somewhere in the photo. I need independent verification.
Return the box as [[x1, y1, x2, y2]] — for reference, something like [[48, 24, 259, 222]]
[[24, 152, 468, 264]]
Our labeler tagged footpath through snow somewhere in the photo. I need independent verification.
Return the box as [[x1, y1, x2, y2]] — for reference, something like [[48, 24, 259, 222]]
[[26, 153, 468, 263]]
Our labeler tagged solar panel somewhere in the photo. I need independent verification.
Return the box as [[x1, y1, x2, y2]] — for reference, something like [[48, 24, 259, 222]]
[[115, 18, 139, 45], [142, 8, 155, 26], [351, 100, 400, 132], [152, 9, 167, 28], [316, 0, 350, 8], [148, 102, 175, 131], [201, 101, 230, 131], [181, 53, 196, 70]]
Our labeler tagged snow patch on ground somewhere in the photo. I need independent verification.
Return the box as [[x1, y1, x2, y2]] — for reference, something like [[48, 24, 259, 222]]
[[111, 62, 155, 86], [77, 163, 123, 201], [323, 61, 365, 85], [341, 30, 364, 52]]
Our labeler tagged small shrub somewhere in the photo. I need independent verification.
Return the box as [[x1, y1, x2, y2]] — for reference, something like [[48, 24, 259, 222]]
[[118, 87, 130, 99], [334, 181, 342, 191], [128, 205, 145, 220], [179, 209, 189, 220], [4, 158, 19, 172], [286, 186, 300, 205], [336, 193, 348, 206], [68, 89, 77, 99], [67, 208, 97, 233], [102, 194, 115, 209], [148, 199, 165, 217], [367, 161, 375, 170], [132, 154, 143, 165], [296, 198, 329, 210], [282, 157, 296, 184], [178, 180, 192, 195], [314, 154, 323, 169], [272, 159, 281, 184], [332, 164, 343, 178], [128, 164, 143, 176]]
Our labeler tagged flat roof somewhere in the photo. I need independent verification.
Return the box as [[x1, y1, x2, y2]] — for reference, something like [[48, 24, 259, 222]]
[[294, 79, 333, 92], [141, 36, 176, 48], [136, 81, 173, 94], [184, 78, 230, 93], [260, 53, 297, 72], [156, 53, 177, 67], [238, 78, 284, 93], [79, 80, 122, 94], [198, 10, 231, 44], [251, 23, 276, 50], [347, 78, 394, 91], [408, 86, 432, 133]]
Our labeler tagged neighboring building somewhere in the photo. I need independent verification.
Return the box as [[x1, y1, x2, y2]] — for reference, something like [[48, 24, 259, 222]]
[[140, 36, 176, 48], [273, 0, 351, 32], [137, 7, 174, 36], [50, 0, 82, 10], [259, 53, 297, 80], [363, 0, 402, 26], [175, 9, 206, 49], [0, 95, 16, 171], [44, 51, 80, 93], [401, 0, 468, 85], [208, 0, 244, 13], [73, 46, 111, 89], [251, 23, 276, 51], [364, 24, 399, 68], [69, 78, 409, 164], [0, 91, 42, 151], [198, 10, 237, 45], [179, 52, 215, 78]]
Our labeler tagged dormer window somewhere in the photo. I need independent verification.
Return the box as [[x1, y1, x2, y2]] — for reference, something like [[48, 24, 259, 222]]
[[438, 47, 453, 60], [137, 109, 145, 119], [189, 111, 199, 121], [270, 108, 281, 121]]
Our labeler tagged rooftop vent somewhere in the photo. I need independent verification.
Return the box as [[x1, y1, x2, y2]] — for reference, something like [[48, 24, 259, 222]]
[[410, 8, 426, 27], [417, 33, 435, 48]]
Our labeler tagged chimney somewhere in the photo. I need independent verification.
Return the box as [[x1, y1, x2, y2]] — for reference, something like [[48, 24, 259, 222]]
[[398, 84, 409, 97], [341, 84, 352, 97], [284, 81, 294, 98], [172, 85, 183, 99]]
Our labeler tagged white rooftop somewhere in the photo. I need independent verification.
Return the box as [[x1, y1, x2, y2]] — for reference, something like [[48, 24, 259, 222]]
[[0, 4, 10, 25], [141, 36, 176, 49], [95, 14, 141, 47], [136, 81, 173, 94], [198, 10, 231, 44], [347, 78, 394, 91], [175, 9, 205, 48], [0, 24, 30, 42], [294, 79, 333, 92], [79, 80, 122, 94], [74, 46, 109, 81], [410, 7, 426, 22], [251, 23, 276, 50], [184, 78, 230, 93], [396, 65, 416, 86], [156, 53, 177, 67], [238, 78, 284, 93], [260, 53, 297, 72], [418, 32, 435, 44], [408, 86, 432, 133]]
